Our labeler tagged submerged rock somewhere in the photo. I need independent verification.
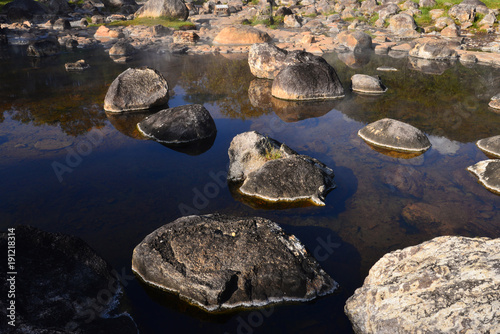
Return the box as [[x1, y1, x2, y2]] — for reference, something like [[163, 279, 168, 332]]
[[271, 57, 344, 101], [351, 74, 387, 94], [137, 104, 216, 144], [135, 0, 189, 21], [132, 214, 338, 311], [476, 135, 500, 158], [213, 25, 271, 45], [104, 67, 169, 112], [228, 131, 335, 205], [27, 38, 60, 57], [467, 159, 500, 195], [0, 226, 137, 333], [248, 43, 323, 80], [345, 236, 500, 334], [358, 118, 431, 153]]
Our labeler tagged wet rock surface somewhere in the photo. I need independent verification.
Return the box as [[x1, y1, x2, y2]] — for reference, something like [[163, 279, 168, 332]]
[[137, 104, 216, 144], [132, 214, 338, 311], [228, 131, 335, 205], [0, 226, 137, 334], [358, 118, 431, 153], [345, 236, 500, 334], [104, 67, 169, 112], [467, 159, 500, 195]]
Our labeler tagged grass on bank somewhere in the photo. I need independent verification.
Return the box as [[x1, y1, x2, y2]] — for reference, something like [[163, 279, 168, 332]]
[[242, 15, 284, 29], [0, 0, 11, 10]]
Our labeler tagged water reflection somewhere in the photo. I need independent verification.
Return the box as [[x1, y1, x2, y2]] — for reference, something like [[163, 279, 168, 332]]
[[105, 111, 156, 140], [336, 51, 372, 69], [159, 132, 217, 156], [408, 57, 455, 75]]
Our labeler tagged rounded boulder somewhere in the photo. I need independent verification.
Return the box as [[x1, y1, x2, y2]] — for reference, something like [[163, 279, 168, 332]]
[[104, 67, 169, 112], [213, 25, 271, 45], [351, 74, 387, 94], [358, 118, 431, 153], [467, 159, 500, 195]]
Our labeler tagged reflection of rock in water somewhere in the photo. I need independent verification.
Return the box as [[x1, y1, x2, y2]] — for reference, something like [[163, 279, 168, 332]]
[[248, 78, 273, 109], [272, 98, 338, 122], [364, 143, 426, 159], [337, 51, 372, 69], [408, 57, 454, 75], [159, 132, 216, 156], [106, 110, 157, 139]]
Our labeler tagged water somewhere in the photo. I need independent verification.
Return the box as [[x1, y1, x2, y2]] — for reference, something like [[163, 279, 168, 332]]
[[0, 44, 499, 334]]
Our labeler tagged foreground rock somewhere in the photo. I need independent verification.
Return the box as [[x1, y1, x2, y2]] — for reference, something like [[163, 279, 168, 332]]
[[358, 118, 431, 153], [248, 43, 323, 80], [351, 74, 387, 94], [228, 131, 335, 205], [213, 25, 271, 45], [104, 67, 169, 112], [137, 104, 216, 144], [0, 226, 137, 333], [409, 37, 459, 60], [345, 236, 500, 334], [132, 214, 337, 311], [135, 0, 189, 21], [467, 159, 500, 195], [271, 57, 344, 100], [476, 135, 500, 158]]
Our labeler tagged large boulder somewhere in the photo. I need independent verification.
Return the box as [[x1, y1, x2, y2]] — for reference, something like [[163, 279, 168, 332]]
[[132, 214, 338, 311], [135, 0, 188, 21], [137, 104, 216, 144], [345, 236, 500, 334], [109, 41, 137, 56], [476, 135, 500, 158], [271, 57, 345, 101], [409, 37, 459, 60], [351, 74, 387, 94], [228, 131, 335, 205], [0, 0, 48, 21], [388, 13, 417, 34], [104, 67, 169, 112], [358, 118, 431, 153], [448, 0, 487, 24], [27, 38, 60, 57], [467, 159, 500, 195], [0, 226, 137, 333], [248, 43, 324, 80], [335, 31, 373, 52], [213, 25, 271, 45]]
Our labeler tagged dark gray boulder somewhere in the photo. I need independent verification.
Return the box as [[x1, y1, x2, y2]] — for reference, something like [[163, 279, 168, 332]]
[[228, 131, 335, 205], [104, 67, 169, 112], [137, 104, 216, 144], [248, 43, 325, 80], [1, 0, 48, 22], [476, 135, 500, 158], [109, 41, 137, 56], [271, 58, 345, 101], [358, 118, 431, 153], [351, 74, 387, 94], [135, 0, 188, 21], [132, 214, 338, 311], [27, 38, 60, 57], [467, 159, 500, 195], [0, 226, 137, 334]]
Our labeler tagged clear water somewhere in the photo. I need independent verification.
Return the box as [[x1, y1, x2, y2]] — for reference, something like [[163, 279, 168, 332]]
[[1, 44, 499, 334]]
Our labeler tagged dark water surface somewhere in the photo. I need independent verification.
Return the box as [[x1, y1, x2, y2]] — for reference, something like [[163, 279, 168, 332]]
[[1, 45, 499, 334]]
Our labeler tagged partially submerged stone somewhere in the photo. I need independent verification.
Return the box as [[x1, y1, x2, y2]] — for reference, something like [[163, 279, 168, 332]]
[[409, 37, 459, 60], [228, 131, 335, 205], [489, 93, 500, 110], [132, 214, 338, 311], [467, 159, 500, 195], [109, 40, 137, 56], [351, 74, 387, 94], [27, 38, 60, 57], [0, 226, 137, 333], [137, 104, 216, 144], [104, 67, 169, 112], [213, 25, 271, 45], [358, 118, 431, 153], [271, 58, 345, 101], [65, 59, 90, 71], [476, 135, 500, 158], [345, 236, 500, 334]]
